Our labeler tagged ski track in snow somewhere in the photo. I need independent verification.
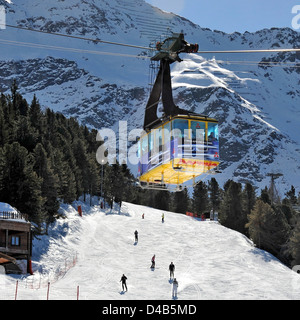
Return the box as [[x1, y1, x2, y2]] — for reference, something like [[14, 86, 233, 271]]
[[1, 201, 300, 300]]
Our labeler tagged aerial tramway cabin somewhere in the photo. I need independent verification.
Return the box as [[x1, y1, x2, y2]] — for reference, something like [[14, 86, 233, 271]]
[[138, 114, 219, 190], [138, 33, 220, 191], [0, 203, 32, 274]]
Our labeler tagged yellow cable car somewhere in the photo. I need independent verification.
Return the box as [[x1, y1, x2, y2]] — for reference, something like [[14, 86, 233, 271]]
[[138, 114, 219, 191], [138, 33, 220, 191]]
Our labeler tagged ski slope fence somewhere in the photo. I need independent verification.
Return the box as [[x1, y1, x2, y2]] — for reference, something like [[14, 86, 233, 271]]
[[1, 280, 81, 300], [0, 253, 78, 300]]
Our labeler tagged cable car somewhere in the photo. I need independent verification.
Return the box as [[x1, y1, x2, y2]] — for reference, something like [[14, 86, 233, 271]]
[[138, 32, 220, 191], [138, 114, 219, 191]]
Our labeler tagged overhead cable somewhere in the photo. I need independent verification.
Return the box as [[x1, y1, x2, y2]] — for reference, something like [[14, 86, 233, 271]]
[[0, 38, 151, 59], [2, 23, 152, 51], [2, 23, 300, 54]]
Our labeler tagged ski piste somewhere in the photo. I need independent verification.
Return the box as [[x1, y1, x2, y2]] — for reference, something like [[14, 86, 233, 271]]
[[1, 201, 299, 300]]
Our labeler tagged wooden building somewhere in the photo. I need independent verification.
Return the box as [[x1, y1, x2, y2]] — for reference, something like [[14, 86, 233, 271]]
[[0, 209, 32, 274]]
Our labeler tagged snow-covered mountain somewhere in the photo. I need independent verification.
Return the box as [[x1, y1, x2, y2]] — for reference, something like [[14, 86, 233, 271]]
[[1, 201, 300, 300], [0, 0, 300, 193]]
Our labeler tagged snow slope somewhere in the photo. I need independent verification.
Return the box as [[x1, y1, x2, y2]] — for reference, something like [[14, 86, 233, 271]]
[[1, 201, 300, 300]]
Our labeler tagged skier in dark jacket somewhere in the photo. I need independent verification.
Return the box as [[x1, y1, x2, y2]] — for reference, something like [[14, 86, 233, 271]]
[[120, 274, 128, 292], [169, 262, 175, 279], [134, 230, 138, 242], [151, 254, 155, 268]]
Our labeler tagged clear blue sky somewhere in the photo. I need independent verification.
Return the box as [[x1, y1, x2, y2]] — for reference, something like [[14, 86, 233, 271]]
[[145, 0, 300, 33]]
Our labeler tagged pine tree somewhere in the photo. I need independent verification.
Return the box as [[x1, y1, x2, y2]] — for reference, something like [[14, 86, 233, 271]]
[[281, 198, 295, 226], [10, 80, 20, 118], [52, 149, 77, 204], [64, 143, 83, 200], [220, 180, 246, 234], [62, 166, 77, 204], [242, 183, 256, 213], [173, 187, 189, 214], [246, 199, 290, 256], [260, 186, 271, 205], [285, 185, 298, 206], [193, 181, 208, 216], [86, 154, 100, 203], [33, 143, 60, 227], [15, 116, 38, 151], [120, 163, 137, 203], [288, 217, 300, 267], [102, 162, 121, 208], [0, 147, 4, 193], [154, 190, 171, 211], [0, 104, 8, 146], [29, 94, 42, 128], [0, 142, 44, 226], [72, 138, 90, 200], [17, 95, 29, 117], [208, 177, 221, 217]]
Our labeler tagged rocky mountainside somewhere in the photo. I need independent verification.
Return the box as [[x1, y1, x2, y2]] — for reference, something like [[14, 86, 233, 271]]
[[0, 57, 146, 128], [0, 0, 300, 193]]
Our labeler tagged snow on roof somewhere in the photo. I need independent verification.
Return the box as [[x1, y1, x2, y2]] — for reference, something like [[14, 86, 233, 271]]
[[0, 202, 17, 213], [0, 202, 27, 222]]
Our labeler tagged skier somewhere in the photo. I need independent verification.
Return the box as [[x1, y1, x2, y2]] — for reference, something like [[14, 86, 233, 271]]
[[151, 254, 156, 269], [169, 262, 175, 279], [162, 213, 164, 223], [120, 274, 128, 292], [142, 213, 144, 219], [134, 230, 138, 242], [172, 278, 178, 299]]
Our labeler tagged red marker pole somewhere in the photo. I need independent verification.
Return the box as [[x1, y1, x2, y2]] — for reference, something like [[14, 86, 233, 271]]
[[15, 280, 18, 300], [47, 282, 50, 300]]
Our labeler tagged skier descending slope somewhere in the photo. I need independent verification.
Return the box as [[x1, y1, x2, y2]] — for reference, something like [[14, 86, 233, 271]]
[[120, 274, 128, 292], [169, 262, 175, 280], [150, 254, 155, 269], [134, 230, 138, 243], [172, 278, 178, 299]]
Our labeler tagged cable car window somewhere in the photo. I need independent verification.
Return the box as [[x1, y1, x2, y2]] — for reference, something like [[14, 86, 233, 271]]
[[150, 127, 162, 165], [172, 119, 189, 139], [156, 127, 163, 164], [155, 127, 162, 150], [190, 121, 206, 142], [141, 135, 148, 155], [138, 140, 141, 162], [162, 122, 171, 163], [207, 123, 218, 142], [163, 122, 171, 141], [149, 131, 153, 153]]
